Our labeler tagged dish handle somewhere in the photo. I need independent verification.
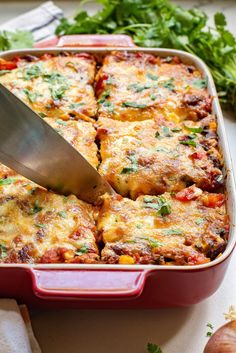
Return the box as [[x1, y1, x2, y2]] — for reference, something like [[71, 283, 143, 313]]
[[30, 269, 149, 300], [34, 34, 136, 48]]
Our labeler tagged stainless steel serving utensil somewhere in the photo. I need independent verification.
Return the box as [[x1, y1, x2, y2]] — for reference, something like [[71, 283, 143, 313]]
[[0, 83, 114, 204]]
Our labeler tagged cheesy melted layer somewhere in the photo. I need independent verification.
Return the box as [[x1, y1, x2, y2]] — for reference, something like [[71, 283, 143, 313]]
[[97, 116, 222, 198], [0, 177, 99, 263], [98, 192, 228, 265], [96, 51, 211, 122], [0, 53, 97, 121]]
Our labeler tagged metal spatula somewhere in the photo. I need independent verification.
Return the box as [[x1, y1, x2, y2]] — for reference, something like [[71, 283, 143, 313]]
[[0, 83, 114, 204]]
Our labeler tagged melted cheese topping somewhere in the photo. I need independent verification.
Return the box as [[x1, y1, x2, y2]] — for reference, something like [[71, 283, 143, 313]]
[[0, 54, 97, 121], [97, 116, 222, 198], [0, 179, 98, 263], [98, 193, 228, 265], [96, 51, 211, 122], [0, 52, 229, 266], [45, 118, 98, 168]]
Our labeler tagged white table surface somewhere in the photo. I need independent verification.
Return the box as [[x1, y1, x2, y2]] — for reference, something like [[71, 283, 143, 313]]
[[0, 1, 236, 352]]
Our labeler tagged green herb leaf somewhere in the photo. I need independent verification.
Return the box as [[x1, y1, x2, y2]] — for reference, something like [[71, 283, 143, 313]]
[[0, 243, 8, 258], [147, 342, 163, 353], [121, 155, 138, 174], [0, 70, 11, 76], [161, 126, 171, 137], [122, 101, 147, 109], [0, 177, 16, 186], [144, 196, 171, 217], [56, 119, 67, 126], [162, 229, 183, 235], [184, 125, 203, 133], [206, 323, 214, 337], [58, 211, 67, 218], [146, 73, 158, 81], [180, 139, 197, 147], [214, 12, 226, 27], [155, 131, 160, 138], [50, 85, 68, 101], [29, 201, 43, 215], [69, 102, 84, 109], [35, 223, 45, 228], [75, 244, 89, 255], [23, 64, 44, 80], [44, 72, 65, 84], [98, 90, 110, 104], [162, 78, 175, 91], [128, 82, 154, 92], [23, 89, 40, 103], [192, 78, 208, 89], [195, 218, 205, 225], [172, 127, 182, 132], [38, 112, 47, 118]]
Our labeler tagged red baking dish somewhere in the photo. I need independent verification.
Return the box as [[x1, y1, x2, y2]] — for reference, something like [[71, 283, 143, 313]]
[[0, 35, 235, 308]]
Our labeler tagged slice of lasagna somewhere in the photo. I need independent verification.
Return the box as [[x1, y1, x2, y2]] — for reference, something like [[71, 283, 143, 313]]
[[0, 177, 99, 264], [0, 53, 97, 121], [97, 115, 223, 199], [98, 188, 229, 265], [45, 118, 99, 169], [96, 51, 211, 122]]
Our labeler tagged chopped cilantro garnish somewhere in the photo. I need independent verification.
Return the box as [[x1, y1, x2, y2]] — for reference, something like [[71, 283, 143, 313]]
[[75, 244, 89, 255], [56, 119, 67, 126], [23, 88, 40, 103], [146, 73, 158, 81], [144, 196, 171, 217], [0, 70, 11, 76], [156, 147, 169, 152], [44, 72, 65, 84], [195, 218, 205, 225], [180, 139, 197, 147], [192, 77, 208, 89], [122, 101, 147, 109], [127, 82, 154, 92], [35, 223, 45, 228], [0, 243, 8, 258], [102, 100, 114, 112], [150, 93, 157, 100], [29, 200, 43, 215], [184, 125, 203, 133], [206, 323, 214, 337], [171, 127, 181, 132], [38, 112, 47, 118], [161, 126, 171, 137], [50, 85, 68, 101], [98, 90, 110, 104], [58, 211, 67, 218], [23, 64, 44, 80], [136, 224, 142, 229], [162, 229, 183, 235], [155, 131, 160, 138], [121, 155, 138, 174], [162, 78, 175, 91], [140, 237, 163, 248], [147, 343, 163, 353], [0, 177, 16, 185], [69, 102, 84, 109]]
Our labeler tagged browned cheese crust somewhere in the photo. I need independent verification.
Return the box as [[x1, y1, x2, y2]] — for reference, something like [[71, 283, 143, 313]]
[[96, 51, 211, 122], [98, 191, 228, 265], [0, 53, 97, 121], [97, 115, 223, 198]]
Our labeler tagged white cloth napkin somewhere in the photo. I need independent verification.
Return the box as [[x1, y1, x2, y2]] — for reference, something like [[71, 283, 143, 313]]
[[0, 1, 64, 42], [0, 299, 41, 353]]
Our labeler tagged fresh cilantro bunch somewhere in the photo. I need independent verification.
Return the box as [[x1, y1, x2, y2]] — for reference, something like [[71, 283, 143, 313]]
[[56, 0, 236, 112], [0, 30, 34, 51]]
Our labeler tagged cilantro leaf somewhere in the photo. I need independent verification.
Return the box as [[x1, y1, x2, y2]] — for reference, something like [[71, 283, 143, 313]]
[[147, 343, 163, 353], [0, 30, 33, 51]]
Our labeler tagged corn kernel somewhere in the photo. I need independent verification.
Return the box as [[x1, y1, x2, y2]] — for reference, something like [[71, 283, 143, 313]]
[[119, 255, 135, 264], [63, 250, 74, 260]]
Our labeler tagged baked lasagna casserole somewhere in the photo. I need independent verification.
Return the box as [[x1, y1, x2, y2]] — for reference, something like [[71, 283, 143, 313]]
[[0, 51, 229, 265]]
